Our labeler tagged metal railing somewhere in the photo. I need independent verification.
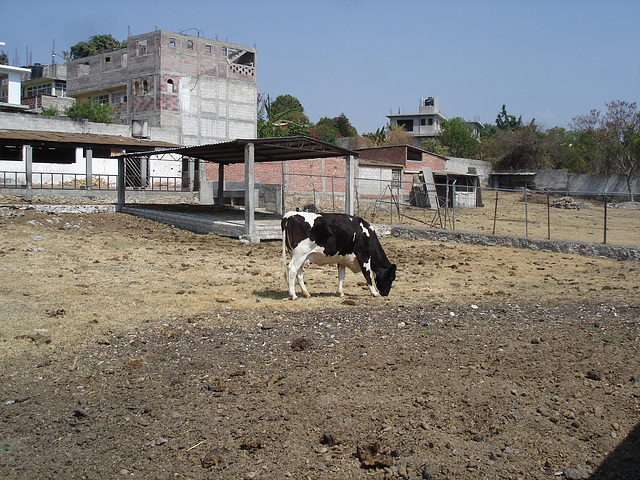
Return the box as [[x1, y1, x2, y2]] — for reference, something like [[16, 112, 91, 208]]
[[0, 171, 185, 192]]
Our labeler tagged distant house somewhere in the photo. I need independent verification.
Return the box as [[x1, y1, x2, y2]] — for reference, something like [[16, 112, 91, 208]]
[[387, 97, 483, 147], [355, 145, 491, 208]]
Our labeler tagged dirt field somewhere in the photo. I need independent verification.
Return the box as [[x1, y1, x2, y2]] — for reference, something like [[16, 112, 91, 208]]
[[1, 208, 639, 479]]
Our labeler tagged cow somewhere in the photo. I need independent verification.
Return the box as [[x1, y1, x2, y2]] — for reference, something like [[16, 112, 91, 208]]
[[281, 211, 397, 300]]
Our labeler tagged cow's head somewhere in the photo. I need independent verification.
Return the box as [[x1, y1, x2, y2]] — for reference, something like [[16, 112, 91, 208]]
[[375, 264, 397, 296]]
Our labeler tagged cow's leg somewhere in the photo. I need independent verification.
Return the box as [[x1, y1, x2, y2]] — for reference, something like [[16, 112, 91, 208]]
[[360, 257, 380, 297], [287, 248, 312, 300], [296, 268, 311, 298], [337, 264, 346, 297]]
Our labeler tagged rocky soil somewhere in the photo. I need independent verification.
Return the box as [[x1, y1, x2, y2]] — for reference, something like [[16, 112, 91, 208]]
[[0, 208, 639, 480]]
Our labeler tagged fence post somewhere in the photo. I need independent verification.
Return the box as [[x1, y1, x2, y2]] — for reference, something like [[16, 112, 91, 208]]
[[603, 195, 608, 244], [546, 193, 551, 239], [492, 188, 499, 234], [524, 188, 528, 238], [451, 180, 456, 230]]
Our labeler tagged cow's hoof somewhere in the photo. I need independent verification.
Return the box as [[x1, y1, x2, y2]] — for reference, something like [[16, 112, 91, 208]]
[[302, 293, 311, 299]]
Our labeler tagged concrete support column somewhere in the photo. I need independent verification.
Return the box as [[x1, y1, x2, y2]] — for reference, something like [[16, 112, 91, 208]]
[[24, 145, 33, 190], [188, 157, 195, 191], [140, 157, 148, 188], [86, 149, 93, 190], [117, 156, 125, 211], [217, 163, 225, 207], [242, 142, 259, 243], [345, 154, 355, 215]]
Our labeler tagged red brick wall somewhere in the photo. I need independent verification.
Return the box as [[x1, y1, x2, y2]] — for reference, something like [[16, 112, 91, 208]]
[[205, 157, 349, 193]]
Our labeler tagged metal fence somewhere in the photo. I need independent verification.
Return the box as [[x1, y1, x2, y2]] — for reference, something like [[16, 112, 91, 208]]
[[283, 173, 640, 248]]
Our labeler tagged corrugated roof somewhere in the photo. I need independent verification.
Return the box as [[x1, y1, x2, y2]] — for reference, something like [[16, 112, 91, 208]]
[[118, 136, 358, 164], [0, 129, 179, 149]]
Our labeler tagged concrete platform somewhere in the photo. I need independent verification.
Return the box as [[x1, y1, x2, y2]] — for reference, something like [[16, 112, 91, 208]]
[[121, 204, 283, 241]]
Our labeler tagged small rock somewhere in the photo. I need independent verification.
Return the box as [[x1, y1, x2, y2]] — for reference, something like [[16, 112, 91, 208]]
[[291, 337, 313, 351], [564, 467, 589, 479], [156, 437, 168, 446], [586, 370, 603, 381], [201, 450, 223, 468]]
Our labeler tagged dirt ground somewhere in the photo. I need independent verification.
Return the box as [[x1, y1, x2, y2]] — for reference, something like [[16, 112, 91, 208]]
[[0, 208, 639, 480]]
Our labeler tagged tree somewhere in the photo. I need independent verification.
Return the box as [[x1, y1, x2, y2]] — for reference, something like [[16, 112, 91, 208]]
[[362, 127, 387, 146], [384, 123, 414, 146], [0, 51, 8, 65], [69, 34, 125, 60], [418, 138, 449, 157], [438, 117, 479, 157], [496, 105, 523, 131], [571, 100, 640, 198], [257, 93, 310, 138], [311, 113, 357, 144], [269, 94, 309, 125]]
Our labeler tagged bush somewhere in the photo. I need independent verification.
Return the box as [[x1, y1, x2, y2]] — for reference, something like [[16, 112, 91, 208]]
[[41, 106, 59, 117], [65, 99, 115, 123]]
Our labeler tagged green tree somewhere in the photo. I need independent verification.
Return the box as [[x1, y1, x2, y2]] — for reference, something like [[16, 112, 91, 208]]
[[362, 127, 387, 146], [496, 105, 523, 131], [66, 99, 116, 123], [418, 138, 449, 157], [257, 93, 310, 138], [269, 94, 309, 125], [438, 117, 479, 157], [69, 34, 124, 60], [311, 114, 357, 144], [0, 51, 8, 65], [571, 100, 640, 198]]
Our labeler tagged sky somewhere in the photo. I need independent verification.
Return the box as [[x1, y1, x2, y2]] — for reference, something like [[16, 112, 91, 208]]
[[2, 0, 638, 134]]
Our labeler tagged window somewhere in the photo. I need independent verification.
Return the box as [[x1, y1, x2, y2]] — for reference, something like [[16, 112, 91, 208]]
[[134, 82, 140, 95], [111, 91, 127, 104], [221, 47, 227, 56], [105, 56, 111, 63], [205, 44, 212, 53], [420, 119, 426, 126], [397, 119, 414, 132], [169, 38, 176, 47], [428, 118, 433, 126], [26, 83, 52, 97], [187, 40, 194, 50], [143, 80, 148, 94], [92, 94, 109, 105], [137, 40, 147, 55], [167, 79, 175, 93]]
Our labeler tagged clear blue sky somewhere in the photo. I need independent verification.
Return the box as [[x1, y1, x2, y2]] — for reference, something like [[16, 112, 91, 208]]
[[2, 0, 638, 134]]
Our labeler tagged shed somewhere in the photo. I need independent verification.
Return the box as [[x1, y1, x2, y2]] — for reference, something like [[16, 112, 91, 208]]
[[117, 136, 358, 242]]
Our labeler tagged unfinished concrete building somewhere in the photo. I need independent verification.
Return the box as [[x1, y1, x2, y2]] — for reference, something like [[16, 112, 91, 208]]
[[65, 30, 257, 146]]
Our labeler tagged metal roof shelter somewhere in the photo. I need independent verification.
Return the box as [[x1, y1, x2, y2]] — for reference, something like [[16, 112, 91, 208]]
[[117, 136, 359, 242]]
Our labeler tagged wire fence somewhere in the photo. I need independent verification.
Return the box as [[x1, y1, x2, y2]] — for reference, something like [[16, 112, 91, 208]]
[[283, 173, 640, 248]]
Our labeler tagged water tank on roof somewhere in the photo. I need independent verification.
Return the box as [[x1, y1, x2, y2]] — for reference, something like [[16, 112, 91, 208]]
[[31, 64, 44, 79], [424, 97, 434, 107]]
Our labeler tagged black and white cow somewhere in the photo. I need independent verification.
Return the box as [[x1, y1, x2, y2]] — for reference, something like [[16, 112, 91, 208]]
[[281, 211, 396, 300]]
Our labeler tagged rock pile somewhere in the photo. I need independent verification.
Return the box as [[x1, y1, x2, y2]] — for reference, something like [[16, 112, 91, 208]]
[[550, 196, 591, 209]]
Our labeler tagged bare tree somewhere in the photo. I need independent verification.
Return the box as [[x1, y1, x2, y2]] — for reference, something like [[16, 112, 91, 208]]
[[572, 101, 640, 199]]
